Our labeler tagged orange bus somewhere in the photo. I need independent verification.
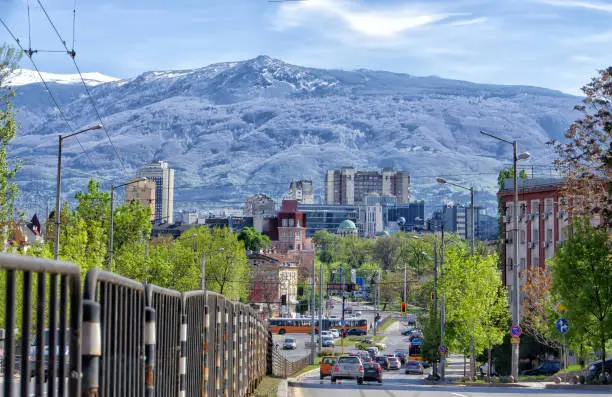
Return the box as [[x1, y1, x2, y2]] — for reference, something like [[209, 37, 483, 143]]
[[267, 318, 367, 334]]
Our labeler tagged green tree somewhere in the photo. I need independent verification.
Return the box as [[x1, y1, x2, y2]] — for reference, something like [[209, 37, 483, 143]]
[[312, 229, 342, 264], [178, 227, 250, 300], [373, 235, 402, 271], [111, 200, 152, 253], [0, 46, 22, 249], [550, 218, 612, 365], [237, 227, 270, 252], [440, 248, 508, 377]]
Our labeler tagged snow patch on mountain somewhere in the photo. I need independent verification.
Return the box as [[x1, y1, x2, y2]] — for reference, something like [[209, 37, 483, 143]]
[[7, 68, 119, 87]]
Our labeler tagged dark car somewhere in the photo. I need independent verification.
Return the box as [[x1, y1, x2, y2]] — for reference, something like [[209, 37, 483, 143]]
[[586, 359, 612, 381], [521, 361, 561, 376], [344, 328, 367, 336], [363, 361, 383, 383], [401, 328, 414, 336], [375, 356, 390, 370]]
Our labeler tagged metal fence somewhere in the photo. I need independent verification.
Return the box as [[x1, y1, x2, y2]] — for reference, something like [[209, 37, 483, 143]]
[[0, 253, 272, 397], [271, 350, 310, 378], [0, 253, 82, 397]]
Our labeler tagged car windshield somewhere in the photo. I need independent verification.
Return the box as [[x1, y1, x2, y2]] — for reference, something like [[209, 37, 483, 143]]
[[338, 356, 359, 364], [31, 329, 70, 346], [322, 357, 336, 364], [284, 338, 295, 343]]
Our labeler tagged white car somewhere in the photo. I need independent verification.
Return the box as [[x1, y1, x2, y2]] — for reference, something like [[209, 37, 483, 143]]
[[283, 337, 297, 350], [330, 329, 340, 339], [479, 362, 497, 376]]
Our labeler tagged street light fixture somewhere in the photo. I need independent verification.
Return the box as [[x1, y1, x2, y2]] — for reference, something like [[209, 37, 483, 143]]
[[480, 130, 530, 381], [54, 123, 103, 260], [437, 178, 475, 255], [108, 177, 148, 269]]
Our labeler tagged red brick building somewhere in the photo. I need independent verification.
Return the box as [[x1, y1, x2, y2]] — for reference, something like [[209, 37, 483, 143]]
[[266, 200, 315, 281], [499, 178, 568, 293]]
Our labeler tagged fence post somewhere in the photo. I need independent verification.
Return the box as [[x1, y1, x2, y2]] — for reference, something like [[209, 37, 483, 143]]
[[82, 299, 101, 397], [179, 313, 187, 397], [144, 306, 156, 397]]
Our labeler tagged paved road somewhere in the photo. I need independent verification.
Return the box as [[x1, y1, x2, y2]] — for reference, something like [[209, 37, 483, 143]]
[[290, 387, 611, 397]]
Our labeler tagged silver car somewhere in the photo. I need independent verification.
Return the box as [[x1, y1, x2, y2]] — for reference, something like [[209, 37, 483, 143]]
[[404, 360, 424, 375], [331, 355, 364, 384], [388, 357, 401, 370], [282, 337, 297, 350]]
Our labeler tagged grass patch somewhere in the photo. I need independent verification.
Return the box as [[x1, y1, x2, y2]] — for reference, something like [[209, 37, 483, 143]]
[[253, 376, 282, 397], [335, 335, 384, 347], [292, 357, 321, 378], [378, 318, 396, 332], [558, 364, 582, 373], [518, 375, 549, 381]]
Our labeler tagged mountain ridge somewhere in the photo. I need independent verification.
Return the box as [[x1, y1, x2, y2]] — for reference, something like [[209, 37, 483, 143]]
[[7, 55, 577, 216]]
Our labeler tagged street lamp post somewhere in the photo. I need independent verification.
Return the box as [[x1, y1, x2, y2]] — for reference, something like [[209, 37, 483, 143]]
[[437, 178, 475, 255], [54, 124, 103, 260], [402, 235, 421, 311], [108, 177, 147, 270], [480, 130, 530, 381]]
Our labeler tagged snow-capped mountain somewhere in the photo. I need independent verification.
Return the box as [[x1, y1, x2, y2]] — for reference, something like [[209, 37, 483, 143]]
[[8, 55, 578, 216], [8, 68, 119, 86]]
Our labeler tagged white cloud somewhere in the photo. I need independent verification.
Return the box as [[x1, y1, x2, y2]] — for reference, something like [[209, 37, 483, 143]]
[[449, 17, 488, 26], [273, 0, 476, 38], [535, 0, 612, 12]]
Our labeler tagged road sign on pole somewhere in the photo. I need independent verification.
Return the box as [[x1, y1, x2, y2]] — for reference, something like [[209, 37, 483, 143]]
[[439, 345, 447, 354], [556, 318, 569, 334], [510, 337, 520, 345], [510, 325, 522, 338]]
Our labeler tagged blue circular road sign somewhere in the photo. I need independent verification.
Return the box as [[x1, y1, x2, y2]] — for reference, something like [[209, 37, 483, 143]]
[[510, 325, 522, 338], [439, 345, 447, 354], [556, 318, 569, 334]]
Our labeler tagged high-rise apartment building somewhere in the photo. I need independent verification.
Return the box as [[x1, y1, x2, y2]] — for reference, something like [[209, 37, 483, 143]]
[[288, 180, 314, 204], [124, 179, 156, 221], [136, 160, 175, 224], [324, 167, 410, 205]]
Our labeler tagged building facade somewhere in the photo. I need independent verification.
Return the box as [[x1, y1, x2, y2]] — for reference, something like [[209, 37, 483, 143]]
[[297, 203, 359, 237], [247, 253, 299, 317], [499, 178, 568, 299], [288, 180, 314, 204], [136, 161, 174, 224], [125, 179, 156, 221], [324, 167, 410, 205], [358, 204, 383, 237]]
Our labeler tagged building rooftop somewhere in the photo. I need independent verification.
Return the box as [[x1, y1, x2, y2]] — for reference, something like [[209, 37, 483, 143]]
[[338, 219, 357, 230], [502, 177, 564, 192]]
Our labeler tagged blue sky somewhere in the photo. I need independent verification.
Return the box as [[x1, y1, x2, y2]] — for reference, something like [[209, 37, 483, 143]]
[[1, 0, 611, 94]]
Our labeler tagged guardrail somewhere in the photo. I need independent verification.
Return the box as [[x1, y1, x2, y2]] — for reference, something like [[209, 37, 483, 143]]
[[0, 253, 270, 397]]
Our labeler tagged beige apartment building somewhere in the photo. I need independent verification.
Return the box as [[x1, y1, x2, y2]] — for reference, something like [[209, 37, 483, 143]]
[[125, 179, 156, 221]]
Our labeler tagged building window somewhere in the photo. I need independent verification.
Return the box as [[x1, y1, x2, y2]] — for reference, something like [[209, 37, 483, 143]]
[[289, 219, 294, 227], [546, 228, 553, 242], [520, 257, 526, 271], [282, 219, 288, 227], [532, 229, 539, 243], [520, 230, 526, 244]]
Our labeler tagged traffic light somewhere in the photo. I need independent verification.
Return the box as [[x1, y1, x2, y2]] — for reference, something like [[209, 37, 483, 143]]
[[430, 291, 435, 301], [400, 302, 407, 314], [281, 294, 287, 305]]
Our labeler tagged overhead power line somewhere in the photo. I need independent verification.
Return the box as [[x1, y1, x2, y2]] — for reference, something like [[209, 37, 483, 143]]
[[0, 17, 99, 176], [35, 0, 129, 177]]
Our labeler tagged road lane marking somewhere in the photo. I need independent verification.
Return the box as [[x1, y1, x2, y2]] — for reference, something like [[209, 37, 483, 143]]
[[451, 393, 468, 397]]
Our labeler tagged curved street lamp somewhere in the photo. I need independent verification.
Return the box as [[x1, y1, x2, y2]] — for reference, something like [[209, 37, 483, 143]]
[[480, 130, 530, 381], [54, 123, 103, 260]]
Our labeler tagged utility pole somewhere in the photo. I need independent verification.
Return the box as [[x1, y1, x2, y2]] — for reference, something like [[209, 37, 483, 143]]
[[433, 240, 438, 376], [319, 261, 323, 353], [310, 257, 316, 364], [403, 262, 407, 306], [201, 252, 206, 291], [440, 225, 446, 380], [340, 263, 345, 354]]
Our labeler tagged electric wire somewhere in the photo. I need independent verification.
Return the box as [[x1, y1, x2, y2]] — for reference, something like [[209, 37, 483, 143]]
[[0, 17, 100, 176], [35, 0, 129, 176]]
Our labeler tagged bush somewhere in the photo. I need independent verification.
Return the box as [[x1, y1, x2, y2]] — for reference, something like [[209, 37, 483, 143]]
[[318, 350, 340, 357]]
